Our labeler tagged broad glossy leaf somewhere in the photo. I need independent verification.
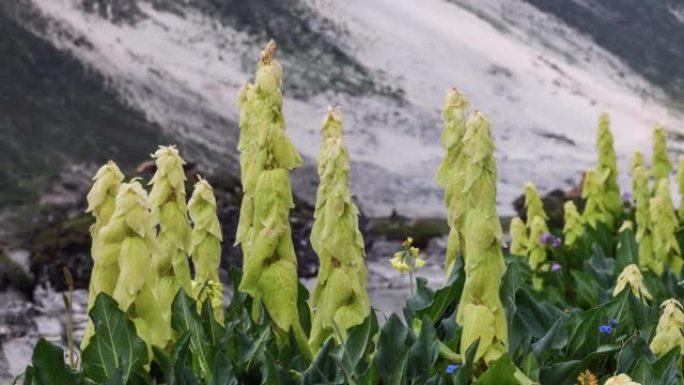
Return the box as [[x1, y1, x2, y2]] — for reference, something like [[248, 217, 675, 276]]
[[407, 315, 438, 382], [27, 339, 81, 385], [82, 294, 148, 383], [472, 354, 519, 385]]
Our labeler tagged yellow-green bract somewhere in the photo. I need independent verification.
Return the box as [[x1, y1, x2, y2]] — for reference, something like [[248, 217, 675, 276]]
[[523, 183, 549, 289], [612, 264, 652, 303], [596, 113, 622, 219], [677, 155, 684, 221], [649, 299, 684, 357], [562, 201, 583, 248], [235, 40, 309, 359], [309, 107, 369, 351], [435, 89, 470, 277], [188, 178, 224, 323], [81, 161, 124, 349], [456, 111, 508, 364], [649, 179, 682, 275], [632, 157, 654, 272], [581, 170, 611, 229], [148, 145, 192, 340], [508, 217, 528, 256], [652, 125, 672, 183], [98, 181, 169, 349]]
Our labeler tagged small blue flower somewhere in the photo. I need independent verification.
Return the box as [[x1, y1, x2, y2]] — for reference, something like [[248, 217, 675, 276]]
[[552, 236, 562, 248], [446, 364, 461, 374], [609, 319, 619, 328], [598, 325, 613, 334], [622, 192, 633, 202], [551, 263, 562, 272]]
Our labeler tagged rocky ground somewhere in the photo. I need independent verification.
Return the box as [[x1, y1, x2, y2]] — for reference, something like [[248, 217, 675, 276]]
[[0, 237, 448, 383]]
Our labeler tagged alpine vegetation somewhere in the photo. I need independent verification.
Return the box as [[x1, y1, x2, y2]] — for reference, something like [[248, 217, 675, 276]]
[[18, 39, 684, 385]]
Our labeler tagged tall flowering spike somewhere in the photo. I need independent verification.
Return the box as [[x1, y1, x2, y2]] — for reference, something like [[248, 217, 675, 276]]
[[677, 155, 684, 221], [508, 217, 528, 256], [563, 201, 583, 248], [456, 111, 508, 364], [652, 125, 672, 183], [604, 374, 642, 385], [632, 164, 654, 270], [188, 178, 224, 323], [596, 113, 622, 218], [235, 40, 303, 252], [309, 107, 370, 351], [581, 170, 611, 229], [649, 179, 682, 275], [98, 181, 169, 348], [631, 151, 645, 171], [612, 264, 652, 302], [649, 299, 684, 357], [82, 161, 124, 349], [236, 40, 309, 359], [148, 146, 193, 325], [523, 182, 548, 221], [435, 89, 470, 277]]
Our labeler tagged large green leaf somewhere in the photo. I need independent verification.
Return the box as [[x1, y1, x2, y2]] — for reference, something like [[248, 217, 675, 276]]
[[82, 293, 148, 384], [407, 315, 438, 382], [24, 339, 82, 385], [472, 355, 519, 385], [171, 290, 211, 380], [374, 314, 411, 385], [615, 229, 638, 273]]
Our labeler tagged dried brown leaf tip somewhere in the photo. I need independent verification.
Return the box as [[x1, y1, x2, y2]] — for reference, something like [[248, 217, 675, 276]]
[[260, 39, 277, 63]]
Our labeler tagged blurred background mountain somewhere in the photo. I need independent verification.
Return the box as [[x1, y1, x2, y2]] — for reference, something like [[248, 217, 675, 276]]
[[2, 0, 684, 216]]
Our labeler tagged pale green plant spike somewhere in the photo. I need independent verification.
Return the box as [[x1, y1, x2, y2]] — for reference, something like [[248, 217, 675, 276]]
[[596, 113, 622, 218], [677, 155, 684, 221], [523, 182, 548, 221], [649, 299, 684, 358], [509, 217, 528, 257], [81, 161, 124, 349], [235, 40, 303, 252], [528, 215, 549, 290], [581, 170, 611, 229], [612, 264, 652, 303], [309, 107, 370, 352], [434, 89, 470, 277], [652, 125, 672, 183], [456, 111, 508, 364], [188, 177, 224, 323], [649, 179, 682, 275], [97, 181, 170, 348], [236, 40, 310, 360], [631, 151, 645, 171], [562, 201, 583, 248], [632, 164, 654, 270]]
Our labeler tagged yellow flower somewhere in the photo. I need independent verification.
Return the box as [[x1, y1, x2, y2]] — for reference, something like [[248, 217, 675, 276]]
[[604, 374, 641, 385], [577, 370, 598, 385], [403, 237, 414, 247], [649, 298, 684, 357], [414, 258, 426, 269], [409, 247, 420, 256]]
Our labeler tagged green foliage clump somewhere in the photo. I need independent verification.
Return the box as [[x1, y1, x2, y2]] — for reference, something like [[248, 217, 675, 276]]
[[509, 216, 528, 256], [562, 201, 583, 248], [650, 179, 682, 275]]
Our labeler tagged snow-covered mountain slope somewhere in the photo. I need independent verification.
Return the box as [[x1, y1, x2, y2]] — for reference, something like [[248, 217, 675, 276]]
[[13, 0, 684, 216]]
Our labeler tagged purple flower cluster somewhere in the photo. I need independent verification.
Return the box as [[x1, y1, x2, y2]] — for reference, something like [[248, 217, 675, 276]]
[[550, 263, 562, 272], [621, 192, 633, 202], [539, 233, 562, 248]]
